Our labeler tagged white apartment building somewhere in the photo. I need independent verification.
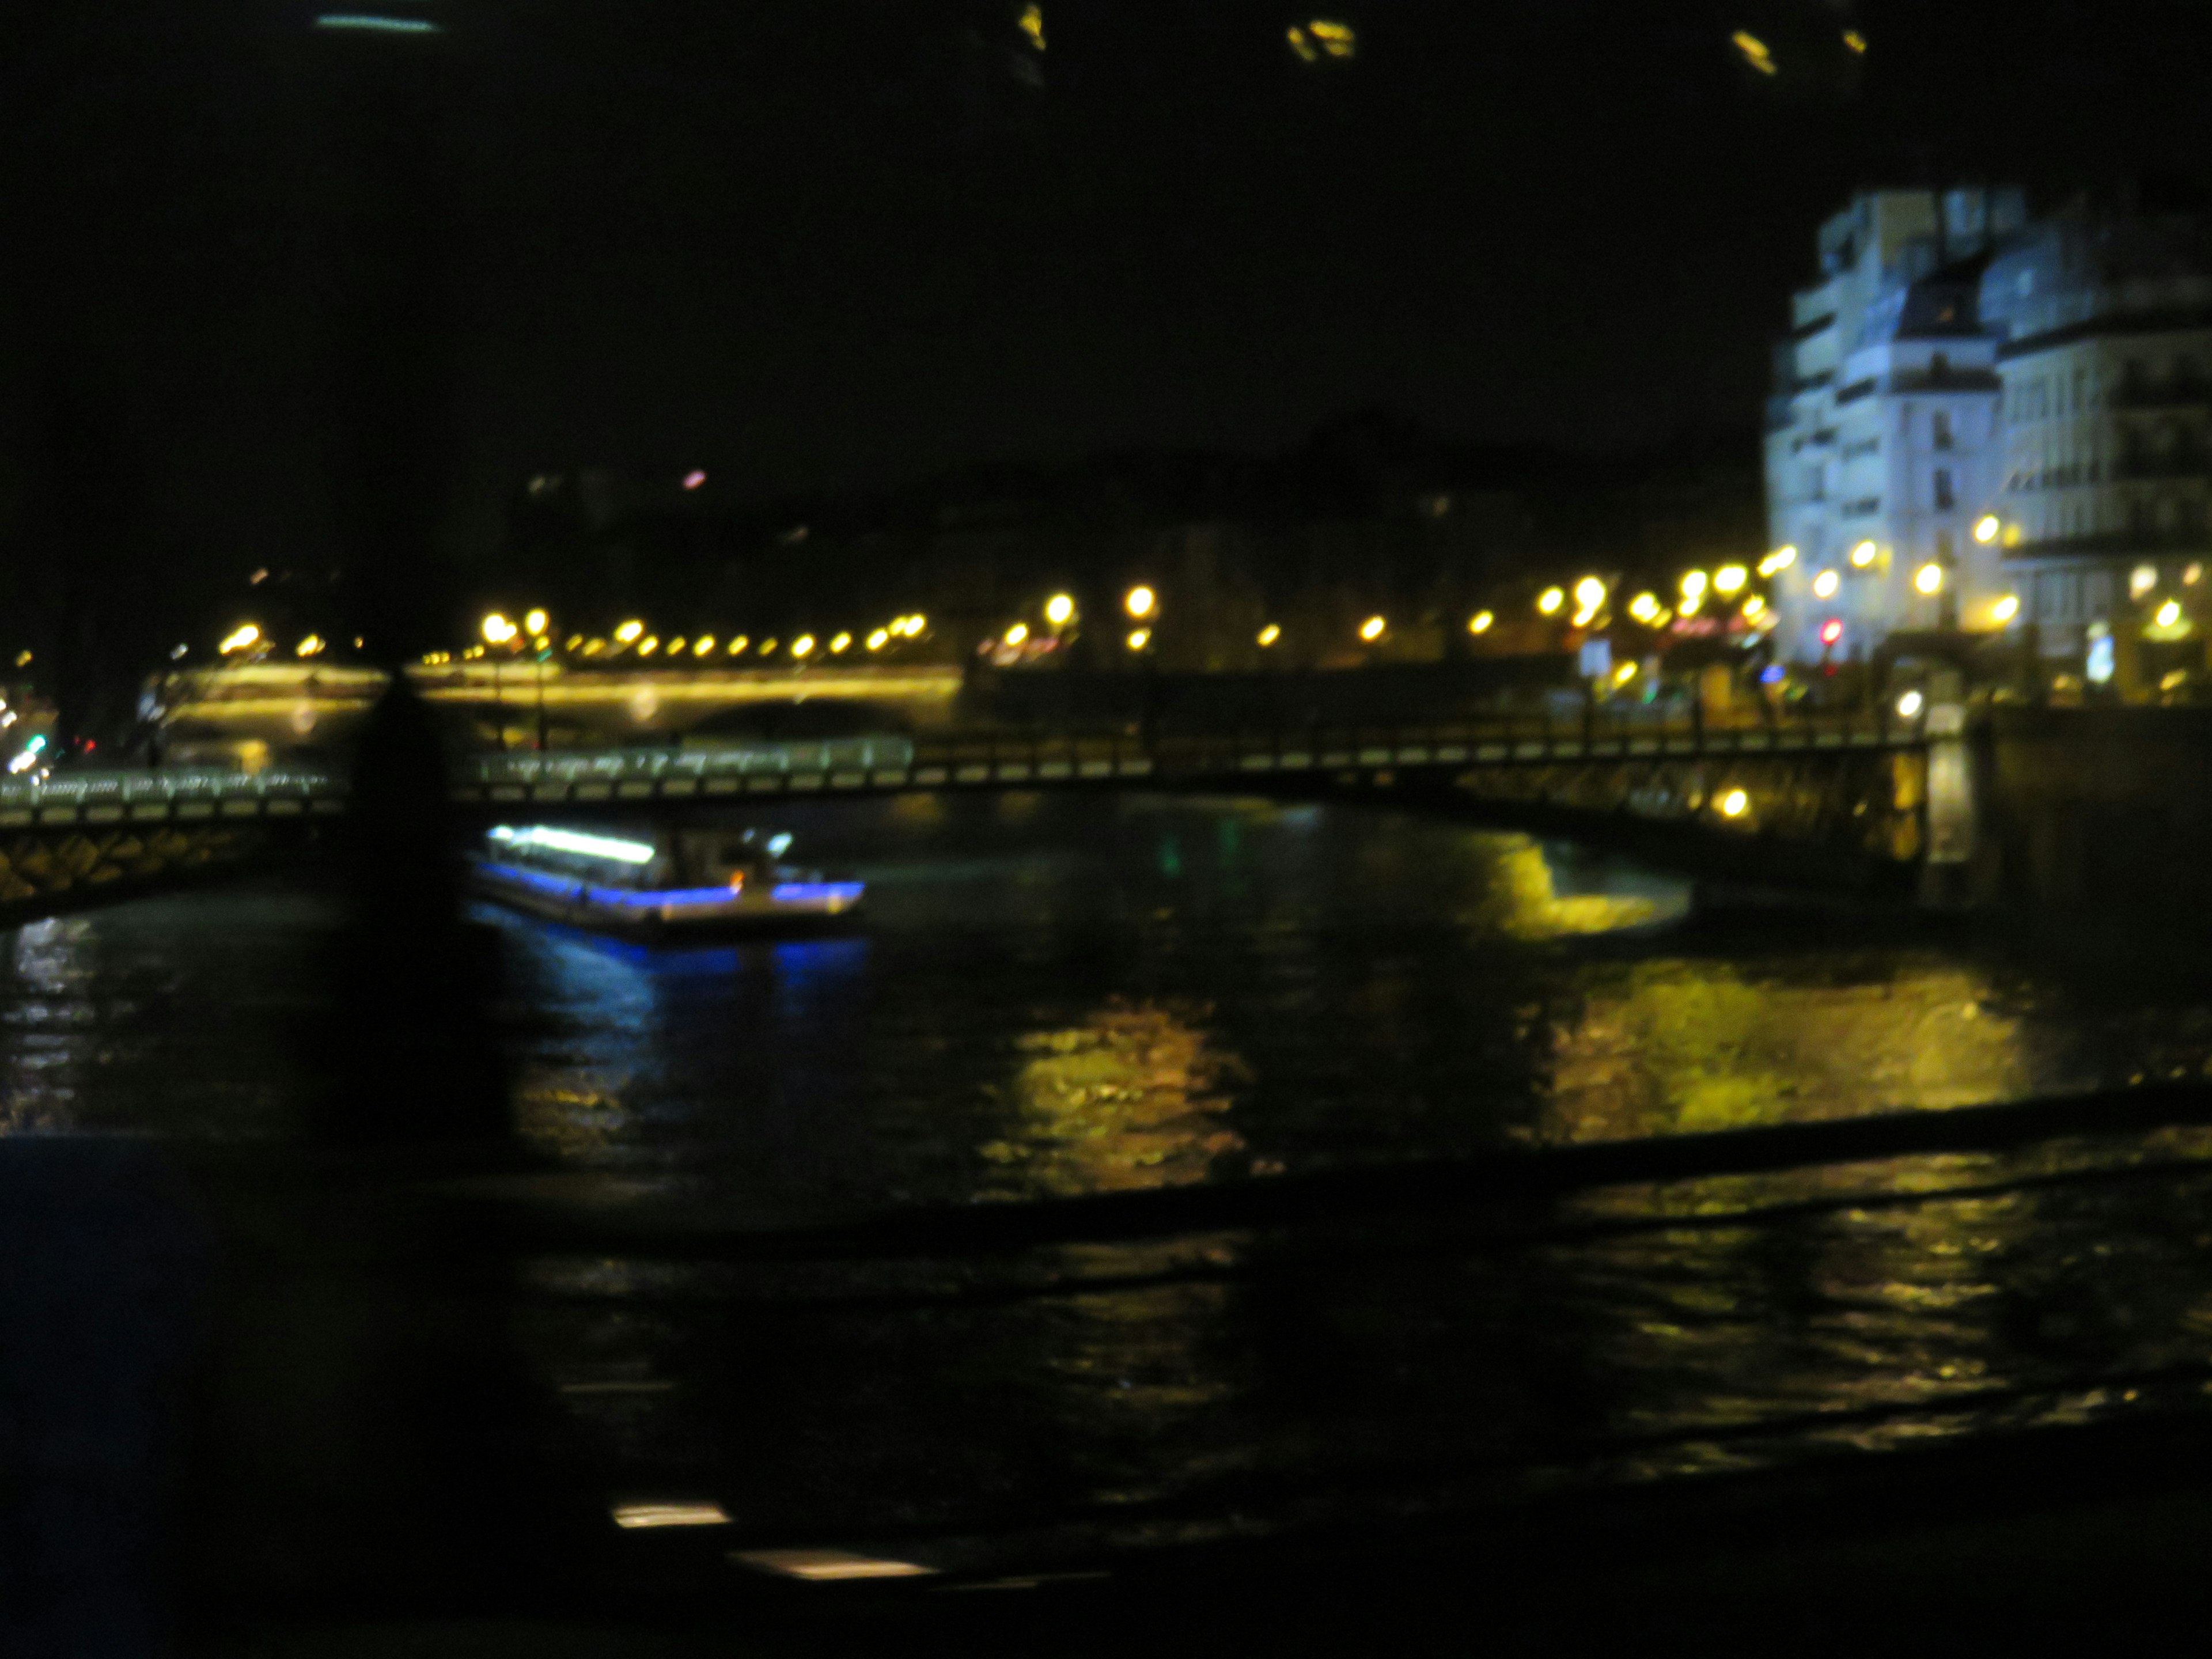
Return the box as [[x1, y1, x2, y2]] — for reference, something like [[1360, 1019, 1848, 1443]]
[[1766, 188, 2024, 664], [1978, 202, 2212, 679]]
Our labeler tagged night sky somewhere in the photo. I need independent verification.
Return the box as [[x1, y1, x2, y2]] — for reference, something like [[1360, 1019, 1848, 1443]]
[[3, 1, 2210, 579]]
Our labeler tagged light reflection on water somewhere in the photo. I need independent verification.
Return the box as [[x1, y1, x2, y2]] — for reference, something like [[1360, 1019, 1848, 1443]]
[[18, 798, 2212, 1552]]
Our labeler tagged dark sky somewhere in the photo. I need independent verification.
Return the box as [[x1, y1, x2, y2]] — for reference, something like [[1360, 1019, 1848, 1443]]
[[5, 1, 2212, 582]]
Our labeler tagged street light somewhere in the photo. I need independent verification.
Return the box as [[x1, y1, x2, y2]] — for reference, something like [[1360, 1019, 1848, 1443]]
[[1850, 541, 1877, 567], [1257, 623, 1281, 647], [1974, 516, 2001, 544], [1627, 592, 1660, 623], [1992, 594, 2021, 624], [1126, 628, 1150, 651], [480, 612, 516, 645], [1812, 569, 1840, 599], [1573, 575, 1607, 610], [524, 608, 548, 637], [615, 619, 645, 644], [218, 624, 262, 656], [1914, 563, 1944, 596], [1359, 615, 1386, 642], [1045, 593, 1075, 626], [1468, 611, 1494, 634], [791, 634, 816, 658], [1536, 587, 1564, 615], [1003, 623, 1029, 647], [1124, 585, 1156, 620], [1714, 565, 1747, 595]]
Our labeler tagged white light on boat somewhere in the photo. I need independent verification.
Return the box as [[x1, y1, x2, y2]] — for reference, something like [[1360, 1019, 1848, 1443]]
[[490, 824, 656, 865]]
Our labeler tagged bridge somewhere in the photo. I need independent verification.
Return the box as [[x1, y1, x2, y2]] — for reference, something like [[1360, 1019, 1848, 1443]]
[[0, 696, 1964, 918]]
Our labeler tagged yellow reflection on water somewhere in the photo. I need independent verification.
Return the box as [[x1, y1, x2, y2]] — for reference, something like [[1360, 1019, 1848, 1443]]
[[1546, 960, 2028, 1140], [979, 1001, 1247, 1198], [1468, 836, 1668, 940]]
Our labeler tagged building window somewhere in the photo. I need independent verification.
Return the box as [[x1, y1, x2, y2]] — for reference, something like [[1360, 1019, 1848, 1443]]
[[1931, 410, 1952, 450], [1933, 468, 1955, 509], [1936, 530, 1955, 563], [1931, 351, 1949, 380]]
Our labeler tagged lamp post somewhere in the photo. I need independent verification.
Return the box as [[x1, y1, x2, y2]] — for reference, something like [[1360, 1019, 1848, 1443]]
[[482, 612, 515, 751], [1125, 585, 1158, 747]]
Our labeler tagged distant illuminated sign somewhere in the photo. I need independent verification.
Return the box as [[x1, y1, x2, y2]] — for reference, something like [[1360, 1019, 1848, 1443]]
[[2086, 633, 2116, 684]]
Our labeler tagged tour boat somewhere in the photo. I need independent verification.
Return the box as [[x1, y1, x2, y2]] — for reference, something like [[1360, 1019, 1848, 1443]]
[[472, 822, 864, 938]]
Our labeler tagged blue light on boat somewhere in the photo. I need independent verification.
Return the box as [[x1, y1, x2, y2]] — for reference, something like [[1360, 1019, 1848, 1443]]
[[772, 882, 866, 906], [483, 862, 857, 912]]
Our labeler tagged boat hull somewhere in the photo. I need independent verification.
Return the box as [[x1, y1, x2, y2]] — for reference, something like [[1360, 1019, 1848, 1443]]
[[470, 860, 863, 941]]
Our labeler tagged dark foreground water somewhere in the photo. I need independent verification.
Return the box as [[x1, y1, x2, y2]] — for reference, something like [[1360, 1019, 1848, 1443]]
[[14, 793, 2212, 1594]]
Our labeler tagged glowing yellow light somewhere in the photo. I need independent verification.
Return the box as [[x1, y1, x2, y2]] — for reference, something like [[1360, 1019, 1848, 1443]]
[[694, 635, 715, 654], [1842, 28, 1866, 52], [1044, 593, 1075, 626], [1680, 570, 1709, 600], [481, 612, 516, 644], [1991, 594, 2020, 624], [2132, 563, 2158, 599], [1813, 569, 1840, 599], [1468, 610, 1494, 634], [1257, 623, 1281, 647], [1718, 787, 1750, 818], [1359, 615, 1386, 642], [1126, 628, 1150, 652], [1573, 575, 1607, 611], [1733, 30, 1777, 74], [2157, 599, 2183, 629], [638, 636, 660, 657], [1124, 585, 1156, 619], [904, 613, 927, 635], [1759, 546, 1797, 575], [668, 637, 688, 655], [295, 634, 325, 657], [1286, 25, 1316, 61], [583, 638, 607, 656], [866, 629, 889, 650], [1741, 594, 1766, 619], [830, 631, 852, 653], [1897, 690, 1925, 719], [218, 623, 262, 655], [1974, 514, 2001, 545], [1627, 592, 1660, 623], [1613, 660, 1637, 684], [615, 619, 645, 643], [1536, 587, 1565, 615], [1003, 623, 1029, 647], [2190, 564, 2205, 586], [791, 634, 816, 658], [758, 638, 777, 655], [1714, 565, 1747, 595], [523, 608, 548, 636], [728, 636, 748, 654], [1018, 2, 1045, 50], [613, 1503, 730, 1531], [1850, 540, 1877, 567], [1914, 563, 1943, 596]]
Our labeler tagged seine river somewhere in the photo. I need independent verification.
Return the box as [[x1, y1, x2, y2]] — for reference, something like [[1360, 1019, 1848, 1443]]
[[11, 793, 2212, 1590]]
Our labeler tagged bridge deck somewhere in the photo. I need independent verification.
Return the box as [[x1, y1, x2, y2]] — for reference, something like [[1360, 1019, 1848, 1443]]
[[0, 713, 1920, 826]]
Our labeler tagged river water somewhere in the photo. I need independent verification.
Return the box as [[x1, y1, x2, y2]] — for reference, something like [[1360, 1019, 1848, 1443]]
[[12, 792, 2212, 1578]]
